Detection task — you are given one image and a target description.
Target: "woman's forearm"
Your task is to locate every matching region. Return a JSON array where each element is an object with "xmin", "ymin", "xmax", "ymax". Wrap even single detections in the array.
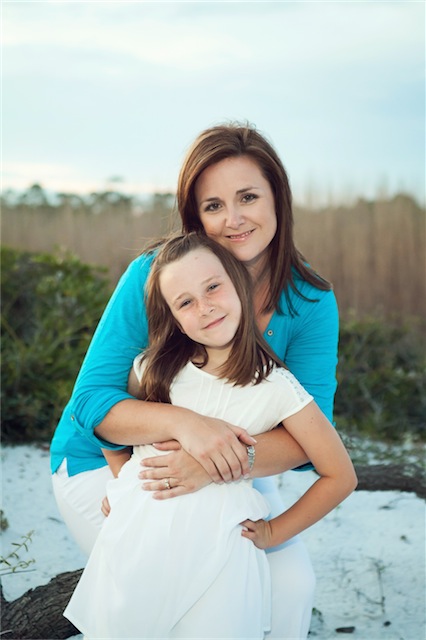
[
  {"xmin": 250, "ymin": 426, "xmax": 309, "ymax": 477},
  {"xmin": 95, "ymin": 399, "xmax": 257, "ymax": 483},
  {"xmin": 95, "ymin": 399, "xmax": 191, "ymax": 446},
  {"xmin": 139, "ymin": 424, "xmax": 310, "ymax": 500}
]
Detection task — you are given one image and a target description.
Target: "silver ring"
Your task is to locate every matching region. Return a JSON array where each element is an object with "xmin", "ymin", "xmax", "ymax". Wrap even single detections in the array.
[{"xmin": 164, "ymin": 478, "xmax": 171, "ymax": 490}]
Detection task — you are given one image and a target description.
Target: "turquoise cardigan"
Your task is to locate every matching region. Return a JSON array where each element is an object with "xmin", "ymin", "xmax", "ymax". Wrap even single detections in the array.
[{"xmin": 50, "ymin": 251, "xmax": 339, "ymax": 476}]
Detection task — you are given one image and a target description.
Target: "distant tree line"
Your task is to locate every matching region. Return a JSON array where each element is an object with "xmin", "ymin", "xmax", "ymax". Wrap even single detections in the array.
[{"xmin": 1, "ymin": 183, "xmax": 176, "ymax": 216}]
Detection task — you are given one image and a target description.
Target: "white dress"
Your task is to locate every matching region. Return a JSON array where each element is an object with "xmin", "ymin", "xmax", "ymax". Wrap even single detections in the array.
[{"xmin": 64, "ymin": 361, "xmax": 313, "ymax": 639}]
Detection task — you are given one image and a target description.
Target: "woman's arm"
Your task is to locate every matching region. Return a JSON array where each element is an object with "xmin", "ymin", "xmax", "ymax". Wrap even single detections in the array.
[
  {"xmin": 241, "ymin": 403, "xmax": 358, "ymax": 549},
  {"xmin": 282, "ymin": 288, "xmax": 339, "ymax": 423},
  {"xmin": 139, "ymin": 425, "xmax": 309, "ymax": 499},
  {"xmin": 98, "ymin": 395, "xmax": 258, "ymax": 482}
]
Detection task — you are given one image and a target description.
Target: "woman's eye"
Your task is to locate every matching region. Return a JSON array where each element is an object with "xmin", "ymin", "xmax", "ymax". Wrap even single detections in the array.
[
  {"xmin": 242, "ymin": 193, "xmax": 257, "ymax": 203},
  {"xmin": 204, "ymin": 202, "xmax": 221, "ymax": 213}
]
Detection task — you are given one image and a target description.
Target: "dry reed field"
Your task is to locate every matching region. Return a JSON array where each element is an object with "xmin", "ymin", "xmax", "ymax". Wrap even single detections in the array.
[{"xmin": 2, "ymin": 194, "xmax": 425, "ymax": 319}]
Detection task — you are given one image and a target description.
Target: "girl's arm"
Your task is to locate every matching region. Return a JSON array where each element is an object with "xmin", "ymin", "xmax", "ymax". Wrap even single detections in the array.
[
  {"xmin": 241, "ymin": 402, "xmax": 358, "ymax": 549},
  {"xmin": 101, "ymin": 447, "xmax": 133, "ymax": 478}
]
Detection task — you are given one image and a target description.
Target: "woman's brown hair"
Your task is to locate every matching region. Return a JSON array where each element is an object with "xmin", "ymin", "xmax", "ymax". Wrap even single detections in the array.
[
  {"xmin": 176, "ymin": 122, "xmax": 331, "ymax": 316},
  {"xmin": 138, "ymin": 232, "xmax": 282, "ymax": 403}
]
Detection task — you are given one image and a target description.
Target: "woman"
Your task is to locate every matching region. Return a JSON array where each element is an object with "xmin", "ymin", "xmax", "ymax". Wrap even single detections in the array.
[{"xmin": 51, "ymin": 123, "xmax": 339, "ymax": 639}]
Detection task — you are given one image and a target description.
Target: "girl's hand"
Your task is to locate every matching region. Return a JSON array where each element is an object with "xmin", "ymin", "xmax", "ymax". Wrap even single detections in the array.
[
  {"xmin": 240, "ymin": 518, "xmax": 274, "ymax": 550},
  {"xmin": 177, "ymin": 415, "xmax": 256, "ymax": 483},
  {"xmin": 101, "ymin": 496, "xmax": 111, "ymax": 517},
  {"xmin": 139, "ymin": 446, "xmax": 212, "ymax": 499}
]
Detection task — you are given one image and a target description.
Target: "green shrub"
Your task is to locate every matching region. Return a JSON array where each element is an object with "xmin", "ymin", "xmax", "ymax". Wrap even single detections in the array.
[
  {"xmin": 335, "ymin": 314, "xmax": 426, "ymax": 441},
  {"xmin": 1, "ymin": 247, "xmax": 111, "ymax": 442}
]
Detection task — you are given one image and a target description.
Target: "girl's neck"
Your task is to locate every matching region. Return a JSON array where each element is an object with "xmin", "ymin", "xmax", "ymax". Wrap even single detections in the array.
[{"xmin": 192, "ymin": 346, "xmax": 231, "ymax": 376}]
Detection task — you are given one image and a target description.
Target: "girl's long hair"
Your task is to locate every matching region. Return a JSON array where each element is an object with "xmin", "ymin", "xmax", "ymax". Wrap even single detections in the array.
[
  {"xmin": 138, "ymin": 232, "xmax": 283, "ymax": 403},
  {"xmin": 177, "ymin": 122, "xmax": 332, "ymax": 316}
]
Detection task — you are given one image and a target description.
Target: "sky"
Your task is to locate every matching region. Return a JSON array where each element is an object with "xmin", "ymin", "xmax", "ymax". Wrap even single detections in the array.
[{"xmin": 2, "ymin": 0, "xmax": 425, "ymax": 205}]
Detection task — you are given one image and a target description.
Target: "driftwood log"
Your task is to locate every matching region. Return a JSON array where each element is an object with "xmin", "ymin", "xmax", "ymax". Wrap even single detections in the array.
[
  {"xmin": 0, "ymin": 570, "xmax": 82, "ymax": 640},
  {"xmin": 1, "ymin": 463, "xmax": 424, "ymax": 640}
]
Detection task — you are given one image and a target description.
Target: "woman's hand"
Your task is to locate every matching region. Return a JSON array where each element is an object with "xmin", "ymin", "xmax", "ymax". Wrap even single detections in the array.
[
  {"xmin": 139, "ymin": 443, "xmax": 212, "ymax": 499},
  {"xmin": 176, "ymin": 415, "xmax": 255, "ymax": 483}
]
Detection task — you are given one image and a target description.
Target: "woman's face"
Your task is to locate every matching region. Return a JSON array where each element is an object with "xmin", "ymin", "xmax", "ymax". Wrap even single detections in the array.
[{"xmin": 195, "ymin": 155, "xmax": 277, "ymax": 277}]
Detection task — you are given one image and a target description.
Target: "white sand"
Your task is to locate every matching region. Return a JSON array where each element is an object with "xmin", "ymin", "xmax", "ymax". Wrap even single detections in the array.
[{"xmin": 1, "ymin": 444, "xmax": 425, "ymax": 640}]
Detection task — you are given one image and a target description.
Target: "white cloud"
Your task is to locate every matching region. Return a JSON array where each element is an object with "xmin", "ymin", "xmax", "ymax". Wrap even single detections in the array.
[{"xmin": 3, "ymin": 1, "xmax": 422, "ymax": 77}]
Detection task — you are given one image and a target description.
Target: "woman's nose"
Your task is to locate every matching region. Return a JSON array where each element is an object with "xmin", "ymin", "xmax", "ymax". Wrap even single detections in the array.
[{"xmin": 225, "ymin": 205, "xmax": 244, "ymax": 229}]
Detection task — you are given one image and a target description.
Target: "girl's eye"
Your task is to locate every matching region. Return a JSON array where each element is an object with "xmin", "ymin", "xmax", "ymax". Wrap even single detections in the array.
[
  {"xmin": 207, "ymin": 283, "xmax": 219, "ymax": 292},
  {"xmin": 179, "ymin": 299, "xmax": 191, "ymax": 309}
]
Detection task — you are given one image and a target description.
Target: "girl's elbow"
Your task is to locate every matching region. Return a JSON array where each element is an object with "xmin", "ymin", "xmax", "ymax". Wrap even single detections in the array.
[{"xmin": 346, "ymin": 466, "xmax": 358, "ymax": 494}]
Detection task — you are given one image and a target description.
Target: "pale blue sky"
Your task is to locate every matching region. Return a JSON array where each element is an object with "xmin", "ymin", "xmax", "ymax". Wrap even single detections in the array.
[{"xmin": 2, "ymin": 0, "xmax": 425, "ymax": 204}]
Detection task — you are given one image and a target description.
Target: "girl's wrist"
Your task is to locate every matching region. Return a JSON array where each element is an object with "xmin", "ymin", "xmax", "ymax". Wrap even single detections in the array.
[{"xmin": 246, "ymin": 445, "xmax": 256, "ymax": 472}]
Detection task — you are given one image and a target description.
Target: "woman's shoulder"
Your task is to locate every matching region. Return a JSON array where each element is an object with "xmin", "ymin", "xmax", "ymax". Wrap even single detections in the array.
[
  {"xmin": 129, "ymin": 248, "xmax": 157, "ymax": 271},
  {"xmin": 116, "ymin": 249, "xmax": 157, "ymax": 287},
  {"xmin": 278, "ymin": 277, "xmax": 337, "ymax": 318}
]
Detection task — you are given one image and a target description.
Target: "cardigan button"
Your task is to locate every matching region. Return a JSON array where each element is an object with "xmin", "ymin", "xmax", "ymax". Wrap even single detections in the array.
[
  {"xmin": 267, "ymin": 330, "xmax": 273, "ymax": 336},
  {"xmin": 70, "ymin": 415, "xmax": 75, "ymax": 421}
]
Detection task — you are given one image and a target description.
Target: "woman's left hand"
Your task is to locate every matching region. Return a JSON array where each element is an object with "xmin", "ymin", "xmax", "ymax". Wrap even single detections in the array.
[{"xmin": 139, "ymin": 443, "xmax": 212, "ymax": 499}]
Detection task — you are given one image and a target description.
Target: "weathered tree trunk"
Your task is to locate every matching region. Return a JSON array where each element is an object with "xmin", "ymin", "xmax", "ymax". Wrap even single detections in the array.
[
  {"xmin": 355, "ymin": 462, "xmax": 425, "ymax": 499},
  {"xmin": 1, "ymin": 464, "xmax": 424, "ymax": 639},
  {"xmin": 1, "ymin": 570, "xmax": 82, "ymax": 639}
]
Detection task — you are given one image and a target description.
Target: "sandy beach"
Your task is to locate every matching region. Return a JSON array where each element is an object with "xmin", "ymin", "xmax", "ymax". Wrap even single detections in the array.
[{"xmin": 1, "ymin": 444, "xmax": 425, "ymax": 640}]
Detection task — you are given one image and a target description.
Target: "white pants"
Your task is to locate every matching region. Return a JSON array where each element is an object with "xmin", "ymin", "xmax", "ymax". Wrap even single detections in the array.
[{"xmin": 53, "ymin": 463, "xmax": 315, "ymax": 640}]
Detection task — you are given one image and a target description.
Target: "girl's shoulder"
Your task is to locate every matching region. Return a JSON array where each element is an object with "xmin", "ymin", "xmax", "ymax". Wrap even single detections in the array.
[{"xmin": 267, "ymin": 365, "xmax": 314, "ymax": 403}]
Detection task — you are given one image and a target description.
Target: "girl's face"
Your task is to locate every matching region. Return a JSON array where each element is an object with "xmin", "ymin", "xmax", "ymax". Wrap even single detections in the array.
[
  {"xmin": 159, "ymin": 248, "xmax": 242, "ymax": 360},
  {"xmin": 195, "ymin": 155, "xmax": 277, "ymax": 278}
]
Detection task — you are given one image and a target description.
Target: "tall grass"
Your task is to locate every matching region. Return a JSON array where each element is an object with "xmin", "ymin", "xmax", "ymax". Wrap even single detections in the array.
[
  {"xmin": 294, "ymin": 194, "xmax": 425, "ymax": 320},
  {"xmin": 2, "ymin": 193, "xmax": 424, "ymax": 319}
]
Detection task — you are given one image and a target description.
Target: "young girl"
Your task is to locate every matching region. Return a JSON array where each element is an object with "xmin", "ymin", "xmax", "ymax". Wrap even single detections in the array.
[{"xmin": 64, "ymin": 233, "xmax": 357, "ymax": 639}]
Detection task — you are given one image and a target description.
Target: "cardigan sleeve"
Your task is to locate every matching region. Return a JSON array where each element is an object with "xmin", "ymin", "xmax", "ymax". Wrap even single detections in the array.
[
  {"xmin": 68, "ymin": 253, "xmax": 152, "ymax": 449},
  {"xmin": 284, "ymin": 289, "xmax": 339, "ymax": 424}
]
